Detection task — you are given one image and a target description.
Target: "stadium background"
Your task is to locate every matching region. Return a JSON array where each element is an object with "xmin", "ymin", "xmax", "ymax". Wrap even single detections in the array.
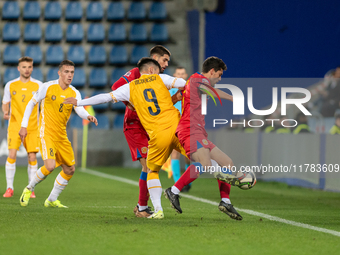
[{"xmin": 0, "ymin": 0, "xmax": 340, "ymax": 192}]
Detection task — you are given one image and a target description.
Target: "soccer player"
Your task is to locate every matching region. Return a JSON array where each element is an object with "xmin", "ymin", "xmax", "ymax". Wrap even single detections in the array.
[
  {"xmin": 111, "ymin": 46, "xmax": 182, "ymax": 217},
  {"xmin": 168, "ymin": 67, "xmax": 191, "ymax": 189},
  {"xmin": 164, "ymin": 57, "xmax": 244, "ymax": 220},
  {"xmin": 64, "ymin": 58, "xmax": 188, "ymax": 219},
  {"xmin": 2, "ymin": 57, "xmax": 42, "ymax": 198},
  {"xmin": 19, "ymin": 60, "xmax": 97, "ymax": 208}
]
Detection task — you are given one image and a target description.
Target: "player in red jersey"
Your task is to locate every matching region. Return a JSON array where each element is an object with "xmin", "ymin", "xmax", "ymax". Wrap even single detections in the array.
[
  {"xmin": 112, "ymin": 46, "xmax": 181, "ymax": 217},
  {"xmin": 165, "ymin": 57, "xmax": 244, "ymax": 220}
]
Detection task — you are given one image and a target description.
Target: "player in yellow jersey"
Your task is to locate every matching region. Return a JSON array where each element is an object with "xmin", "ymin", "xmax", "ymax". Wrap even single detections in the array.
[
  {"xmin": 18, "ymin": 60, "xmax": 97, "ymax": 208},
  {"xmin": 64, "ymin": 58, "xmax": 187, "ymax": 218},
  {"xmin": 2, "ymin": 57, "xmax": 42, "ymax": 198}
]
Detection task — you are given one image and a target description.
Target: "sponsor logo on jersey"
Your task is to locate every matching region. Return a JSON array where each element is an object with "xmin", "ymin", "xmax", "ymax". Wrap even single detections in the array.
[
  {"xmin": 141, "ymin": 147, "xmax": 148, "ymax": 154},
  {"xmin": 51, "ymin": 95, "xmax": 56, "ymax": 101},
  {"xmin": 124, "ymin": 71, "xmax": 131, "ymax": 77},
  {"xmin": 12, "ymin": 91, "xmax": 16, "ymax": 95}
]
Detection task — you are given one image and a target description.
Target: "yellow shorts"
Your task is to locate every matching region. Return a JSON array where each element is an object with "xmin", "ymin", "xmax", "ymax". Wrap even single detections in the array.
[
  {"xmin": 147, "ymin": 124, "xmax": 187, "ymax": 172},
  {"xmin": 40, "ymin": 136, "xmax": 75, "ymax": 167},
  {"xmin": 8, "ymin": 131, "xmax": 39, "ymax": 153}
]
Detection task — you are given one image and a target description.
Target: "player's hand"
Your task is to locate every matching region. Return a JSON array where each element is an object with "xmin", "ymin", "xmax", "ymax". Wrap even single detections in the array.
[
  {"xmin": 64, "ymin": 97, "xmax": 78, "ymax": 106},
  {"xmin": 19, "ymin": 127, "xmax": 27, "ymax": 143},
  {"xmin": 126, "ymin": 102, "xmax": 135, "ymax": 111},
  {"xmin": 87, "ymin": 115, "xmax": 98, "ymax": 126},
  {"xmin": 3, "ymin": 112, "xmax": 10, "ymax": 120},
  {"xmin": 171, "ymin": 91, "xmax": 182, "ymax": 105}
]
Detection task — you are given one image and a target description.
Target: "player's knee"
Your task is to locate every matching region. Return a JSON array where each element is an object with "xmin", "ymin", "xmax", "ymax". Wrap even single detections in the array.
[
  {"xmin": 45, "ymin": 163, "xmax": 55, "ymax": 172},
  {"xmin": 27, "ymin": 153, "xmax": 36, "ymax": 162},
  {"xmin": 68, "ymin": 166, "xmax": 75, "ymax": 175}
]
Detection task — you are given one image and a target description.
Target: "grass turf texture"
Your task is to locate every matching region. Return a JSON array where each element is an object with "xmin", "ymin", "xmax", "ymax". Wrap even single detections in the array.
[{"xmin": 0, "ymin": 166, "xmax": 339, "ymax": 255}]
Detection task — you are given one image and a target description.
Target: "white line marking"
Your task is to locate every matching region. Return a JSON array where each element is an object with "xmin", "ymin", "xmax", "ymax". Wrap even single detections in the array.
[{"xmin": 80, "ymin": 168, "xmax": 340, "ymax": 237}]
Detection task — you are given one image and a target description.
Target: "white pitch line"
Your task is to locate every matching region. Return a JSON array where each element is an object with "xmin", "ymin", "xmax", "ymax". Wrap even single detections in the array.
[{"xmin": 80, "ymin": 168, "xmax": 340, "ymax": 238}]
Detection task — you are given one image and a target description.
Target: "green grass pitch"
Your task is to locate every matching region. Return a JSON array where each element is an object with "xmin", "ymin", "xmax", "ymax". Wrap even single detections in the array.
[{"xmin": 0, "ymin": 166, "xmax": 339, "ymax": 255}]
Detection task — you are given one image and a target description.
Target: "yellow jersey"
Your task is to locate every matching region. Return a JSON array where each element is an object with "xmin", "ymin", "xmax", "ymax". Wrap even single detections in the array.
[
  {"xmin": 110, "ymin": 74, "xmax": 184, "ymax": 138},
  {"xmin": 2, "ymin": 77, "xmax": 42, "ymax": 133},
  {"xmin": 31, "ymin": 80, "xmax": 82, "ymax": 140}
]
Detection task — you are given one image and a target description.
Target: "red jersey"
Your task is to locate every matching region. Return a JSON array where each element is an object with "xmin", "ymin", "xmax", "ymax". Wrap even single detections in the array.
[
  {"xmin": 111, "ymin": 67, "xmax": 143, "ymax": 130},
  {"xmin": 176, "ymin": 72, "xmax": 211, "ymax": 135}
]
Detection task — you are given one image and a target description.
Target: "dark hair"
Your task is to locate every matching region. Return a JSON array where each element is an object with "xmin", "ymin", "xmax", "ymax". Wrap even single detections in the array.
[
  {"xmin": 18, "ymin": 56, "xmax": 33, "ymax": 64},
  {"xmin": 59, "ymin": 60, "xmax": 75, "ymax": 70},
  {"xmin": 150, "ymin": 45, "xmax": 171, "ymax": 57},
  {"xmin": 137, "ymin": 57, "xmax": 162, "ymax": 72},
  {"xmin": 202, "ymin": 56, "xmax": 227, "ymax": 73}
]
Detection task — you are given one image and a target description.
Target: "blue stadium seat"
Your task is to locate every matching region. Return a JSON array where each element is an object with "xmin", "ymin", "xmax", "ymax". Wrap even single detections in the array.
[
  {"xmin": 31, "ymin": 68, "xmax": 43, "ymax": 82},
  {"xmin": 110, "ymin": 68, "xmax": 128, "ymax": 85},
  {"xmin": 72, "ymin": 68, "xmax": 86, "ymax": 88},
  {"xmin": 150, "ymin": 24, "xmax": 169, "ymax": 42},
  {"xmin": 24, "ymin": 45, "xmax": 42, "ymax": 64},
  {"xmin": 44, "ymin": 1, "xmax": 62, "ymax": 21},
  {"xmin": 3, "ymin": 45, "xmax": 21, "ymax": 64},
  {"xmin": 91, "ymin": 91, "xmax": 109, "ymax": 111},
  {"xmin": 46, "ymin": 45, "xmax": 64, "ymax": 65},
  {"xmin": 45, "ymin": 23, "xmax": 63, "ymax": 42},
  {"xmin": 89, "ymin": 68, "xmax": 107, "ymax": 88},
  {"xmin": 86, "ymin": 2, "xmax": 104, "ymax": 21},
  {"xmin": 23, "ymin": 1, "xmax": 41, "ymax": 21},
  {"xmin": 129, "ymin": 23, "xmax": 147, "ymax": 42},
  {"xmin": 87, "ymin": 24, "xmax": 105, "ymax": 43},
  {"xmin": 111, "ymin": 102, "xmax": 126, "ymax": 111},
  {"xmin": 46, "ymin": 68, "xmax": 59, "ymax": 81},
  {"xmin": 4, "ymin": 68, "xmax": 20, "ymax": 84},
  {"xmin": 2, "ymin": 23, "xmax": 20, "ymax": 42},
  {"xmin": 2, "ymin": 1, "xmax": 20, "ymax": 20},
  {"xmin": 113, "ymin": 114, "xmax": 124, "ymax": 129},
  {"xmin": 69, "ymin": 114, "xmax": 83, "ymax": 129},
  {"xmin": 91, "ymin": 114, "xmax": 110, "ymax": 129},
  {"xmin": 65, "ymin": 2, "xmax": 83, "ymax": 21},
  {"xmin": 88, "ymin": 46, "xmax": 106, "ymax": 65},
  {"xmin": 128, "ymin": 2, "xmax": 146, "ymax": 21},
  {"xmin": 149, "ymin": 2, "xmax": 167, "ymax": 20},
  {"xmin": 66, "ymin": 23, "xmax": 84, "ymax": 42},
  {"xmin": 109, "ymin": 46, "xmax": 128, "ymax": 65},
  {"xmin": 130, "ymin": 45, "xmax": 148, "ymax": 64},
  {"xmin": 108, "ymin": 24, "xmax": 127, "ymax": 43},
  {"xmin": 24, "ymin": 23, "xmax": 42, "ymax": 42},
  {"xmin": 107, "ymin": 2, "xmax": 125, "ymax": 21},
  {"xmin": 67, "ymin": 46, "xmax": 85, "ymax": 65}
]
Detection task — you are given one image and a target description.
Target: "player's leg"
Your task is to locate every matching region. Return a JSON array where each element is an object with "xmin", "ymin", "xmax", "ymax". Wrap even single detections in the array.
[
  {"xmin": 210, "ymin": 149, "xmax": 243, "ymax": 220},
  {"xmin": 20, "ymin": 137, "xmax": 56, "ymax": 206},
  {"xmin": 44, "ymin": 164, "xmax": 74, "ymax": 208},
  {"xmin": 124, "ymin": 128, "xmax": 152, "ymax": 217},
  {"xmin": 44, "ymin": 139, "xmax": 75, "ymax": 208},
  {"xmin": 24, "ymin": 131, "xmax": 39, "ymax": 198},
  {"xmin": 181, "ymin": 156, "xmax": 192, "ymax": 192},
  {"xmin": 3, "ymin": 149, "xmax": 17, "ymax": 197},
  {"xmin": 171, "ymin": 150, "xmax": 181, "ymax": 183}
]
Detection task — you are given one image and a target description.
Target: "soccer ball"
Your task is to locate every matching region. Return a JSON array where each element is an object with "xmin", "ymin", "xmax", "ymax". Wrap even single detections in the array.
[{"xmin": 236, "ymin": 171, "xmax": 256, "ymax": 190}]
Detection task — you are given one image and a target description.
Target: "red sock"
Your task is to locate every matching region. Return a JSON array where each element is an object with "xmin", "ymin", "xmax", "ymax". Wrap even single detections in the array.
[
  {"xmin": 174, "ymin": 164, "xmax": 200, "ymax": 191},
  {"xmin": 138, "ymin": 172, "xmax": 149, "ymax": 206},
  {"xmin": 218, "ymin": 180, "xmax": 230, "ymax": 199}
]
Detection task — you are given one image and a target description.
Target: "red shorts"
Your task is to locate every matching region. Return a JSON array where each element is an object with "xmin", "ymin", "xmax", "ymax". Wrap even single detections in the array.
[
  {"xmin": 176, "ymin": 129, "xmax": 216, "ymax": 159},
  {"xmin": 124, "ymin": 128, "xmax": 149, "ymax": 161}
]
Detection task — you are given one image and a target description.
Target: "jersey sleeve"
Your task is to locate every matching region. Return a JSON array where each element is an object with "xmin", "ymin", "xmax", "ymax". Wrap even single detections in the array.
[
  {"xmin": 159, "ymin": 74, "xmax": 186, "ymax": 90},
  {"xmin": 109, "ymin": 83, "xmax": 130, "ymax": 103},
  {"xmin": 2, "ymin": 82, "xmax": 11, "ymax": 103},
  {"xmin": 111, "ymin": 68, "xmax": 140, "ymax": 90},
  {"xmin": 31, "ymin": 83, "xmax": 49, "ymax": 104}
]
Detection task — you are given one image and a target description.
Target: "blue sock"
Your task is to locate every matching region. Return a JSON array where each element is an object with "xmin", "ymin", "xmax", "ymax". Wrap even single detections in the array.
[{"xmin": 171, "ymin": 159, "xmax": 181, "ymax": 183}]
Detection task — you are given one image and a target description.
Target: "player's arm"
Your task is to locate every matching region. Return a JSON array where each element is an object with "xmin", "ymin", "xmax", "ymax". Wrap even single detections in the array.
[
  {"xmin": 2, "ymin": 82, "xmax": 11, "ymax": 120},
  {"xmin": 112, "ymin": 75, "xmax": 135, "ymax": 111},
  {"xmin": 199, "ymin": 84, "xmax": 233, "ymax": 102},
  {"xmin": 159, "ymin": 74, "xmax": 186, "ymax": 90},
  {"xmin": 171, "ymin": 90, "xmax": 183, "ymax": 105},
  {"xmin": 73, "ymin": 90, "xmax": 98, "ymax": 126},
  {"xmin": 64, "ymin": 83, "xmax": 131, "ymax": 107},
  {"xmin": 19, "ymin": 84, "xmax": 47, "ymax": 142}
]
